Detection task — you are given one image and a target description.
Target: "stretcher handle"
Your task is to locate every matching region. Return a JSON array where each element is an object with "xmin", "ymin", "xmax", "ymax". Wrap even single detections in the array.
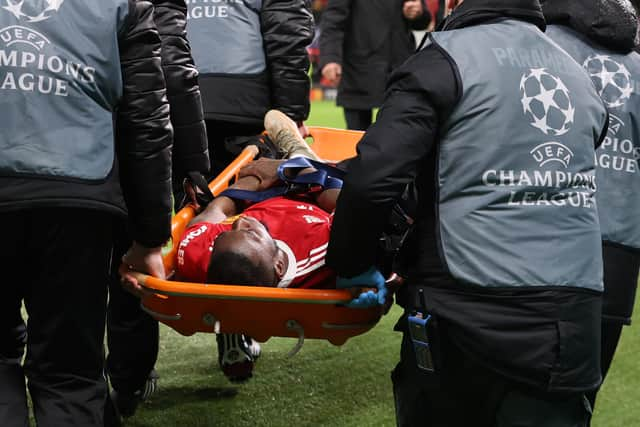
[
  {"xmin": 131, "ymin": 271, "xmax": 356, "ymax": 304},
  {"xmin": 131, "ymin": 272, "xmax": 399, "ymax": 305},
  {"xmin": 139, "ymin": 303, "xmax": 182, "ymax": 321},
  {"xmin": 286, "ymin": 320, "xmax": 305, "ymax": 357}
]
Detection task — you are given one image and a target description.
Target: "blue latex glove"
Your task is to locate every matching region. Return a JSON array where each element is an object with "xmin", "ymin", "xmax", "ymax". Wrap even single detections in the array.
[{"xmin": 336, "ymin": 267, "xmax": 387, "ymax": 308}]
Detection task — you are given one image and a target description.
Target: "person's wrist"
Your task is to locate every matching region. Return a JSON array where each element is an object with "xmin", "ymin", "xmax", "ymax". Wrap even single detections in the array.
[
  {"xmin": 336, "ymin": 266, "xmax": 379, "ymax": 287},
  {"xmin": 233, "ymin": 174, "xmax": 262, "ymax": 190}
]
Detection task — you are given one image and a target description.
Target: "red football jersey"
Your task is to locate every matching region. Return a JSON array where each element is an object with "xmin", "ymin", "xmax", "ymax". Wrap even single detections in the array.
[{"xmin": 176, "ymin": 196, "xmax": 336, "ymax": 288}]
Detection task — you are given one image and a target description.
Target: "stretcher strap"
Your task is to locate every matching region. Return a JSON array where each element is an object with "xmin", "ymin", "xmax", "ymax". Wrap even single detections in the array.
[
  {"xmin": 276, "ymin": 156, "xmax": 345, "ymax": 184},
  {"xmin": 186, "ymin": 171, "xmax": 215, "ymax": 207},
  {"xmin": 219, "ymin": 187, "xmax": 288, "ymax": 202},
  {"xmin": 220, "ymin": 158, "xmax": 344, "ymax": 203}
]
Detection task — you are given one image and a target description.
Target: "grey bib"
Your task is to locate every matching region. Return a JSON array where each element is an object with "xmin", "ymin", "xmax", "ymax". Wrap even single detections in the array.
[
  {"xmin": 0, "ymin": 0, "xmax": 129, "ymax": 181},
  {"xmin": 431, "ymin": 20, "xmax": 607, "ymax": 291},
  {"xmin": 547, "ymin": 25, "xmax": 640, "ymax": 250},
  {"xmin": 187, "ymin": 0, "xmax": 266, "ymax": 75}
]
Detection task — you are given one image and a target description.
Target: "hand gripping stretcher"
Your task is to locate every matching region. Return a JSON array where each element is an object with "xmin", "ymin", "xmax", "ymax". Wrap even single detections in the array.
[{"xmin": 128, "ymin": 127, "xmax": 383, "ymax": 355}]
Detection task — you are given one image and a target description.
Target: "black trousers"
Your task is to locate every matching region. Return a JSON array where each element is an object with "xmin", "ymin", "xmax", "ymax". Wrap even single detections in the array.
[
  {"xmin": 343, "ymin": 108, "xmax": 373, "ymax": 131},
  {"xmin": 0, "ymin": 209, "xmax": 113, "ymax": 427},
  {"xmin": 106, "ymin": 226, "xmax": 159, "ymax": 396},
  {"xmin": 586, "ymin": 243, "xmax": 640, "ymax": 408},
  {"xmin": 392, "ymin": 321, "xmax": 591, "ymax": 427}
]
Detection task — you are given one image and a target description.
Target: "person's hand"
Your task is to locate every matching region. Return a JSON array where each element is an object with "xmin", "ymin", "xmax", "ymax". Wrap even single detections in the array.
[
  {"xmin": 403, "ymin": 0, "xmax": 424, "ymax": 20},
  {"xmin": 119, "ymin": 242, "xmax": 166, "ymax": 297},
  {"xmin": 336, "ymin": 267, "xmax": 387, "ymax": 308},
  {"xmin": 238, "ymin": 159, "xmax": 285, "ymax": 191},
  {"xmin": 182, "ymin": 172, "xmax": 216, "ymax": 212},
  {"xmin": 183, "ymin": 178, "xmax": 201, "ymax": 211},
  {"xmin": 322, "ymin": 62, "xmax": 342, "ymax": 87}
]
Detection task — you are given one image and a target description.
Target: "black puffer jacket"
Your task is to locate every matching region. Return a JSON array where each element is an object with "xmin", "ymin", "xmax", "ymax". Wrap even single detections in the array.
[
  {"xmin": 152, "ymin": 0, "xmax": 209, "ymax": 179},
  {"xmin": 263, "ymin": 0, "xmax": 314, "ymax": 123},
  {"xmin": 191, "ymin": 0, "xmax": 314, "ymax": 126},
  {"xmin": 0, "ymin": 0, "xmax": 173, "ymax": 247},
  {"xmin": 542, "ymin": 0, "xmax": 639, "ymax": 51},
  {"xmin": 319, "ymin": 0, "xmax": 430, "ymax": 110},
  {"xmin": 117, "ymin": 0, "xmax": 173, "ymax": 246}
]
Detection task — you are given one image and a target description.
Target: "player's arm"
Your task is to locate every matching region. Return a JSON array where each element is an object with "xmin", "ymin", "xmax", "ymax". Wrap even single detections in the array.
[
  {"xmin": 188, "ymin": 175, "xmax": 261, "ymax": 226},
  {"xmin": 313, "ymin": 189, "xmax": 340, "ymax": 213},
  {"xmin": 238, "ymin": 158, "xmax": 340, "ymax": 212}
]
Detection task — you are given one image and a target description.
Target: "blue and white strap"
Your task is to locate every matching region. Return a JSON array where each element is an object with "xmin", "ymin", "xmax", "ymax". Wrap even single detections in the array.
[{"xmin": 220, "ymin": 157, "xmax": 344, "ymax": 203}]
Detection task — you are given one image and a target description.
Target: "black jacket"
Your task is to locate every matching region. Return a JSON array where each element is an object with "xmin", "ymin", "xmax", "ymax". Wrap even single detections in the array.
[
  {"xmin": 152, "ymin": 0, "xmax": 209, "ymax": 179},
  {"xmin": 542, "ymin": 0, "xmax": 639, "ymax": 52},
  {"xmin": 0, "ymin": 0, "xmax": 173, "ymax": 247},
  {"xmin": 319, "ymin": 0, "xmax": 430, "ymax": 110},
  {"xmin": 327, "ymin": 0, "xmax": 604, "ymax": 393},
  {"xmin": 197, "ymin": 0, "xmax": 313, "ymax": 126}
]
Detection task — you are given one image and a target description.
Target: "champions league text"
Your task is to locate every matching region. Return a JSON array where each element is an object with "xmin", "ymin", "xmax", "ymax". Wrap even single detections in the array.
[
  {"xmin": 597, "ymin": 115, "xmax": 640, "ymax": 174},
  {"xmin": 482, "ymin": 169, "xmax": 597, "ymax": 208},
  {"xmin": 185, "ymin": 0, "xmax": 243, "ymax": 19},
  {"xmin": 597, "ymin": 136, "xmax": 639, "ymax": 173},
  {"xmin": 0, "ymin": 26, "xmax": 95, "ymax": 97}
]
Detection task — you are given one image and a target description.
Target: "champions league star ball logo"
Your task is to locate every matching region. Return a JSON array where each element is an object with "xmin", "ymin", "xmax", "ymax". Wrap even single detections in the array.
[
  {"xmin": 583, "ymin": 55, "xmax": 633, "ymax": 109},
  {"xmin": 2, "ymin": 0, "xmax": 64, "ymax": 23},
  {"xmin": 519, "ymin": 68, "xmax": 575, "ymax": 136}
]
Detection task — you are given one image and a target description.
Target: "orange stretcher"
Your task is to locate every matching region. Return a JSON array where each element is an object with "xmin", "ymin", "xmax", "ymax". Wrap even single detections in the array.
[{"xmin": 130, "ymin": 127, "xmax": 379, "ymax": 355}]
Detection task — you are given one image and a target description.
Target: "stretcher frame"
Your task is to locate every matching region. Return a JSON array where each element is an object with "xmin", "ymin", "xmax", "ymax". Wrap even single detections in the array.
[{"xmin": 131, "ymin": 127, "xmax": 378, "ymax": 354}]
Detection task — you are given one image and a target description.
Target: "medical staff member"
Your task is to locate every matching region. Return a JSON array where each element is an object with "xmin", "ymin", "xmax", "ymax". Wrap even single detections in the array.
[
  {"xmin": 327, "ymin": 0, "xmax": 608, "ymax": 425},
  {"xmin": 105, "ymin": 0, "xmax": 210, "ymax": 423},
  {"xmin": 186, "ymin": 0, "xmax": 313, "ymax": 175},
  {"xmin": 543, "ymin": 0, "xmax": 640, "ymax": 410},
  {"xmin": 0, "ymin": 1, "xmax": 173, "ymax": 425}
]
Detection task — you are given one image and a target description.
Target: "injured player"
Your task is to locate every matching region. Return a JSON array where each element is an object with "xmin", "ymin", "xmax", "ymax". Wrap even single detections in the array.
[
  {"xmin": 176, "ymin": 110, "xmax": 339, "ymax": 289},
  {"xmin": 174, "ymin": 110, "xmax": 389, "ymax": 382}
]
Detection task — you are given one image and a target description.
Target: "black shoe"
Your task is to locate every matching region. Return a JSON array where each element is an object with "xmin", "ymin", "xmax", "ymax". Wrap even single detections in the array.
[
  {"xmin": 140, "ymin": 369, "xmax": 159, "ymax": 402},
  {"xmin": 110, "ymin": 369, "xmax": 159, "ymax": 420},
  {"xmin": 217, "ymin": 334, "xmax": 261, "ymax": 383},
  {"xmin": 110, "ymin": 389, "xmax": 140, "ymax": 420},
  {"xmin": 104, "ymin": 391, "xmax": 123, "ymax": 427}
]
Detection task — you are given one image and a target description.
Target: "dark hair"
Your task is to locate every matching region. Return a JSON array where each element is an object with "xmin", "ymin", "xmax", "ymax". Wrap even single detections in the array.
[{"xmin": 207, "ymin": 249, "xmax": 277, "ymax": 287}]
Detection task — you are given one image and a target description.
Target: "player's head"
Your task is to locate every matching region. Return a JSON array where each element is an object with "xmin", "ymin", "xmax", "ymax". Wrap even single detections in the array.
[{"xmin": 207, "ymin": 216, "xmax": 288, "ymax": 287}]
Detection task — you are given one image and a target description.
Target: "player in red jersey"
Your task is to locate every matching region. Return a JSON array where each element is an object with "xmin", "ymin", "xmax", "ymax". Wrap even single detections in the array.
[
  {"xmin": 176, "ymin": 110, "xmax": 342, "ymax": 382},
  {"xmin": 176, "ymin": 110, "xmax": 339, "ymax": 289},
  {"xmin": 177, "ymin": 195, "xmax": 336, "ymax": 288}
]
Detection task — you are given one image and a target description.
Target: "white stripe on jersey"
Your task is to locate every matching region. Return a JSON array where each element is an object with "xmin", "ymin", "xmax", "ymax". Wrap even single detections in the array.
[
  {"xmin": 310, "ymin": 243, "xmax": 328, "ymax": 255},
  {"xmin": 296, "ymin": 251, "xmax": 326, "ymax": 270},
  {"xmin": 296, "ymin": 243, "xmax": 329, "ymax": 266},
  {"xmin": 296, "ymin": 259, "xmax": 326, "ymax": 277}
]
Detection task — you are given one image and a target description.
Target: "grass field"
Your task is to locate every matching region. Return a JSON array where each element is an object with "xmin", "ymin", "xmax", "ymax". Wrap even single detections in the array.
[{"xmin": 127, "ymin": 100, "xmax": 639, "ymax": 427}]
